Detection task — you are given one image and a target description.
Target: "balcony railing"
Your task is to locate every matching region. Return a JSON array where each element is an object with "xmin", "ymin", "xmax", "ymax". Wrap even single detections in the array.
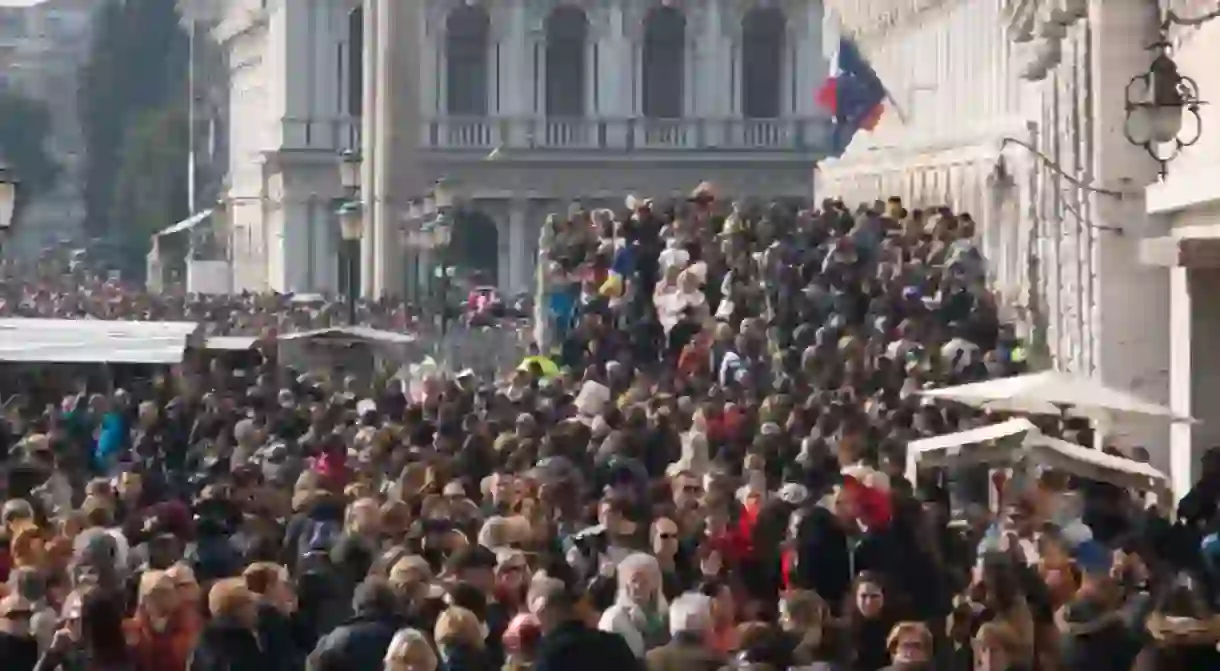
[
  {"xmin": 422, "ymin": 116, "xmax": 833, "ymax": 153},
  {"xmin": 281, "ymin": 116, "xmax": 361, "ymax": 152}
]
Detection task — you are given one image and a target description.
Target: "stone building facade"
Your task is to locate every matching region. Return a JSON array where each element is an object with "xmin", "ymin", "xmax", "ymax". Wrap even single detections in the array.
[
  {"xmin": 360, "ymin": 0, "xmax": 836, "ymax": 299},
  {"xmin": 1135, "ymin": 0, "xmax": 1220, "ymax": 496},
  {"xmin": 817, "ymin": 0, "xmax": 1177, "ymax": 478}
]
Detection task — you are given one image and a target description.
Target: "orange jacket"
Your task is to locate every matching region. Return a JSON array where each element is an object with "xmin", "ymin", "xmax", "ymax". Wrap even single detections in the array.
[{"xmin": 123, "ymin": 609, "xmax": 201, "ymax": 671}]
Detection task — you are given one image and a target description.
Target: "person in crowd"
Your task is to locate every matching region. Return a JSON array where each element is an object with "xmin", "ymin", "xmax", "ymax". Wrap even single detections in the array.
[
  {"xmin": 123, "ymin": 571, "xmax": 199, "ymax": 671},
  {"xmin": 643, "ymin": 592, "xmax": 722, "ymax": 671},
  {"xmin": 1132, "ymin": 573, "xmax": 1220, "ymax": 671},
  {"xmin": 529, "ymin": 577, "xmax": 640, "ymax": 671},
  {"xmin": 187, "ymin": 579, "xmax": 271, "ymax": 671},
  {"xmin": 501, "ymin": 612, "xmax": 542, "ymax": 671},
  {"xmin": 598, "ymin": 552, "xmax": 669, "ymax": 658},
  {"xmin": 383, "ymin": 628, "xmax": 438, "ymax": 671},
  {"xmin": 882, "ymin": 621, "xmax": 934, "ymax": 671},
  {"xmin": 840, "ymin": 571, "xmax": 900, "ymax": 670},
  {"xmin": 0, "ymin": 592, "xmax": 41, "ymax": 671},
  {"xmin": 972, "ymin": 621, "xmax": 1028, "ymax": 671},
  {"xmin": 778, "ymin": 589, "xmax": 838, "ymax": 667},
  {"xmin": 1054, "ymin": 542, "xmax": 1141, "ymax": 671},
  {"xmin": 310, "ymin": 577, "xmax": 402, "ymax": 671},
  {"xmin": 433, "ymin": 606, "xmax": 490, "ymax": 671}
]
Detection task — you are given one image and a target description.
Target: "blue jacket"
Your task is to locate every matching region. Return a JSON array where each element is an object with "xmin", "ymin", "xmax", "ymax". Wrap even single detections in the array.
[{"xmin": 93, "ymin": 411, "xmax": 128, "ymax": 470}]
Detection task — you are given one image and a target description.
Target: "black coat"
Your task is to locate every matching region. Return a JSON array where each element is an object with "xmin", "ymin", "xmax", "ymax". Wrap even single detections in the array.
[
  {"xmin": 256, "ymin": 603, "xmax": 305, "ymax": 671},
  {"xmin": 0, "ymin": 632, "xmax": 39, "ymax": 671},
  {"xmin": 188, "ymin": 617, "xmax": 277, "ymax": 671},
  {"xmin": 535, "ymin": 620, "xmax": 643, "ymax": 671},
  {"xmin": 309, "ymin": 613, "xmax": 401, "ymax": 671}
]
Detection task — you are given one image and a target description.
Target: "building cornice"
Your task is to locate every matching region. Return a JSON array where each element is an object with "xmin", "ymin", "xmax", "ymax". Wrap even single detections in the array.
[{"xmin": 825, "ymin": 0, "xmax": 955, "ymax": 42}]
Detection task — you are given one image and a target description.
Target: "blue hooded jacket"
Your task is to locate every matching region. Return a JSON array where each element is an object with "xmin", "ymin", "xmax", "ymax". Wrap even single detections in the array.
[{"xmin": 93, "ymin": 411, "xmax": 128, "ymax": 470}]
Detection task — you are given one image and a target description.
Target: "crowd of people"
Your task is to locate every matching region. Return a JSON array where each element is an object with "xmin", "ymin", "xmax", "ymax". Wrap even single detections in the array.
[
  {"xmin": 0, "ymin": 272, "xmax": 415, "ymax": 336},
  {"xmin": 0, "ymin": 186, "xmax": 1215, "ymax": 671}
]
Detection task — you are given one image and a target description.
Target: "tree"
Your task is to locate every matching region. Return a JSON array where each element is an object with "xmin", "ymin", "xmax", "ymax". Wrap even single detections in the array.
[
  {"xmin": 0, "ymin": 91, "xmax": 60, "ymax": 217},
  {"xmin": 109, "ymin": 101, "xmax": 189, "ymax": 255},
  {"xmin": 78, "ymin": 0, "xmax": 188, "ymax": 237}
]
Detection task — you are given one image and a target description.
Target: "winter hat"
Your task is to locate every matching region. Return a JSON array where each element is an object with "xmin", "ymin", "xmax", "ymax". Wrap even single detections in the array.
[{"xmin": 1073, "ymin": 540, "xmax": 1112, "ymax": 577}]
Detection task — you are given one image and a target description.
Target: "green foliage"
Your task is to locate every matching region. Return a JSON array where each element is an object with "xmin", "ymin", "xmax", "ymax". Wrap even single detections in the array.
[
  {"xmin": 78, "ymin": 0, "xmax": 188, "ymax": 237},
  {"xmin": 0, "ymin": 91, "xmax": 60, "ymax": 210},
  {"xmin": 109, "ymin": 101, "xmax": 190, "ymax": 253}
]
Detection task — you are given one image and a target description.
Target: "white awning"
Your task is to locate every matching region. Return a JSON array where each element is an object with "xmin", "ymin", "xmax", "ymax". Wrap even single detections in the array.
[
  {"xmin": 155, "ymin": 208, "xmax": 214, "ymax": 238},
  {"xmin": 278, "ymin": 326, "xmax": 417, "ymax": 345},
  {"xmin": 0, "ymin": 318, "xmax": 203, "ymax": 364},
  {"xmin": 204, "ymin": 336, "xmax": 259, "ymax": 351}
]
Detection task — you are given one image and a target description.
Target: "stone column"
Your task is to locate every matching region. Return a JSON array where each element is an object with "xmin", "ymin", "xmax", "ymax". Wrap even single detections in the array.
[
  {"xmin": 508, "ymin": 198, "xmax": 528, "ymax": 294},
  {"xmin": 370, "ymin": 0, "xmax": 425, "ymax": 297},
  {"xmin": 1169, "ymin": 267, "xmax": 1193, "ymax": 499},
  {"xmin": 359, "ymin": 0, "xmax": 379, "ymax": 296},
  {"xmin": 599, "ymin": 4, "xmax": 630, "ymax": 147},
  {"xmin": 795, "ymin": 1, "xmax": 826, "ymax": 117},
  {"xmin": 1090, "ymin": 0, "xmax": 1170, "ymax": 448}
]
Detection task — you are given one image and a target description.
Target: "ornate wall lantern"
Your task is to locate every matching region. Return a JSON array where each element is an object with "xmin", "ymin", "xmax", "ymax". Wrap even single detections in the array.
[{"xmin": 1123, "ymin": 40, "xmax": 1204, "ymax": 179}]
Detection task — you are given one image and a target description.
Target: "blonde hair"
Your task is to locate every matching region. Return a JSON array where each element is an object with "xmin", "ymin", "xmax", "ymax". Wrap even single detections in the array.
[
  {"xmin": 434, "ymin": 606, "xmax": 484, "ymax": 650},
  {"xmin": 887, "ymin": 621, "xmax": 933, "ymax": 654},
  {"xmin": 974, "ymin": 620, "xmax": 1021, "ymax": 657},
  {"xmin": 208, "ymin": 578, "xmax": 253, "ymax": 618},
  {"xmin": 242, "ymin": 562, "xmax": 288, "ymax": 596},
  {"xmin": 384, "ymin": 628, "xmax": 438, "ymax": 670},
  {"xmin": 137, "ymin": 570, "xmax": 173, "ymax": 604},
  {"xmin": 780, "ymin": 595, "xmax": 829, "ymax": 634}
]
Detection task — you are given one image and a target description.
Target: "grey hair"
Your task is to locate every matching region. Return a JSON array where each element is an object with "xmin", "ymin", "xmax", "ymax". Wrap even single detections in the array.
[{"xmin": 668, "ymin": 592, "xmax": 713, "ymax": 637}]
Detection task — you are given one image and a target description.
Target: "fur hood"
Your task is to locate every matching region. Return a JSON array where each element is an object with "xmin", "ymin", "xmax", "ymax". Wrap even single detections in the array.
[
  {"xmin": 1145, "ymin": 614, "xmax": 1220, "ymax": 648},
  {"xmin": 1055, "ymin": 597, "xmax": 1125, "ymax": 637}
]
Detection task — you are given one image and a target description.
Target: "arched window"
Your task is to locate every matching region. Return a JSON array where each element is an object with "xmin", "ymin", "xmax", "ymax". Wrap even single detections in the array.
[
  {"xmin": 445, "ymin": 5, "xmax": 490, "ymax": 115},
  {"xmin": 642, "ymin": 6, "xmax": 685, "ymax": 119},
  {"xmin": 741, "ymin": 7, "xmax": 785, "ymax": 119},
  {"xmin": 545, "ymin": 6, "xmax": 587, "ymax": 116}
]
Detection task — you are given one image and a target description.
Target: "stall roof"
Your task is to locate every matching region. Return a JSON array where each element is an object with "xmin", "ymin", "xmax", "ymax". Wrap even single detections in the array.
[
  {"xmin": 906, "ymin": 418, "xmax": 1167, "ymax": 492},
  {"xmin": 0, "ymin": 318, "xmax": 203, "ymax": 364},
  {"xmin": 278, "ymin": 326, "xmax": 417, "ymax": 345},
  {"xmin": 204, "ymin": 336, "xmax": 260, "ymax": 351}
]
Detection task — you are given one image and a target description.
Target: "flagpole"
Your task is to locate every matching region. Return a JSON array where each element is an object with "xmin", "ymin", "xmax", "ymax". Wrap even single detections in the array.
[
  {"xmin": 825, "ymin": 8, "xmax": 908, "ymax": 126},
  {"xmin": 884, "ymin": 92, "xmax": 909, "ymax": 125}
]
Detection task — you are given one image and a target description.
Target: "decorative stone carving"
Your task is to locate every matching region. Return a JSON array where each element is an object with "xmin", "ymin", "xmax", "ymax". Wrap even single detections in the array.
[
  {"xmin": 826, "ymin": 0, "xmax": 954, "ymax": 42},
  {"xmin": 425, "ymin": 0, "xmax": 498, "ymax": 37},
  {"xmin": 525, "ymin": 0, "xmax": 608, "ymax": 34},
  {"xmin": 623, "ymin": 0, "xmax": 696, "ymax": 41},
  {"xmin": 724, "ymin": 0, "xmax": 807, "ymax": 42}
]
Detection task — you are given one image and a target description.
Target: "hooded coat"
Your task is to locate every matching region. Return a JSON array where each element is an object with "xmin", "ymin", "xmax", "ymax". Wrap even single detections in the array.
[{"xmin": 1131, "ymin": 613, "xmax": 1220, "ymax": 671}]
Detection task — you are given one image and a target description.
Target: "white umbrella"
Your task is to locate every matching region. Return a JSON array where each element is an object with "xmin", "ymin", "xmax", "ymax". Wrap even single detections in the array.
[{"xmin": 917, "ymin": 371, "xmax": 1194, "ymax": 422}]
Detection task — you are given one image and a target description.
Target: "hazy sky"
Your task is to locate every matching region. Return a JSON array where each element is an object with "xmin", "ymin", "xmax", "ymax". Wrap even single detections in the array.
[{"xmin": 0, "ymin": 0, "xmax": 45, "ymax": 6}]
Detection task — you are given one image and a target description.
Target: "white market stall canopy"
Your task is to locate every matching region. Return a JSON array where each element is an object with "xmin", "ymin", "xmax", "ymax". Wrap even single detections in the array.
[
  {"xmin": 0, "ymin": 318, "xmax": 204, "ymax": 364},
  {"xmin": 204, "ymin": 336, "xmax": 260, "ymax": 351},
  {"xmin": 278, "ymin": 326, "xmax": 417, "ymax": 346},
  {"xmin": 916, "ymin": 371, "xmax": 1194, "ymax": 423},
  {"xmin": 906, "ymin": 418, "xmax": 1169, "ymax": 494}
]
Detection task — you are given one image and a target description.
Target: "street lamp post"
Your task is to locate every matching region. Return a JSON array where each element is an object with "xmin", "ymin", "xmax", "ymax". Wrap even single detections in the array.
[
  {"xmin": 337, "ymin": 200, "xmax": 363, "ymax": 325},
  {"xmin": 339, "ymin": 149, "xmax": 362, "ymax": 195},
  {"xmin": 0, "ymin": 167, "xmax": 19, "ymax": 251},
  {"xmin": 336, "ymin": 148, "xmax": 363, "ymax": 322},
  {"xmin": 430, "ymin": 180, "xmax": 455, "ymax": 336}
]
